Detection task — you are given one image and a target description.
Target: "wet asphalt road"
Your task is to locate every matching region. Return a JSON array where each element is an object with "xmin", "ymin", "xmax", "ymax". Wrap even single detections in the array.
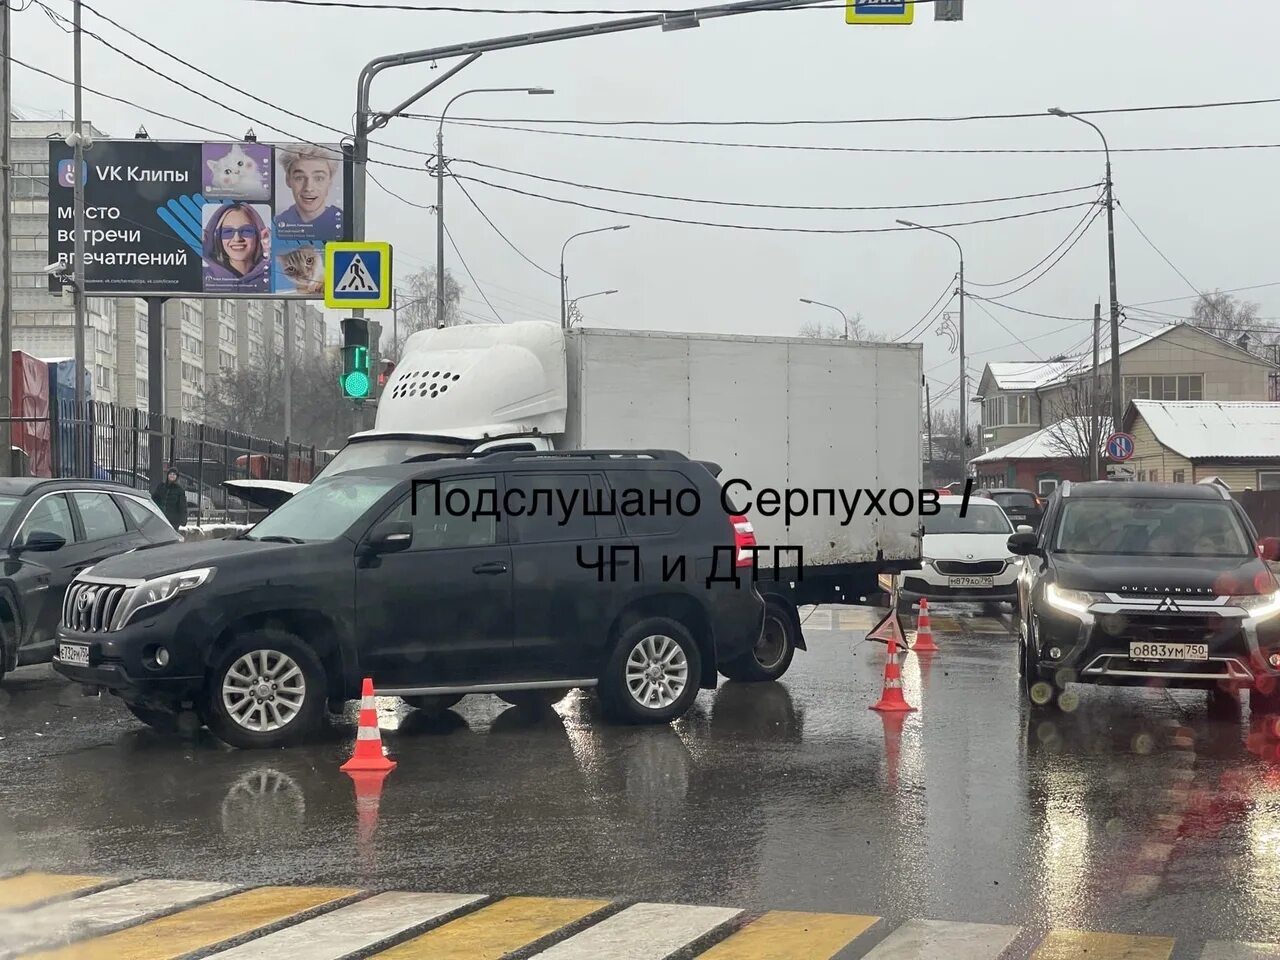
[{"xmin": 3, "ymin": 605, "xmax": 1280, "ymax": 945}]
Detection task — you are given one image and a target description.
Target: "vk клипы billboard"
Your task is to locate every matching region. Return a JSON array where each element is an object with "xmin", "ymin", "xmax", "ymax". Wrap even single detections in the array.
[{"xmin": 47, "ymin": 139, "xmax": 353, "ymax": 298}]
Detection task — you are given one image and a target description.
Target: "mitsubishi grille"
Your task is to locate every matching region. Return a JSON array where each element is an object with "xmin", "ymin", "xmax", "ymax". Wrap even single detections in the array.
[{"xmin": 63, "ymin": 581, "xmax": 135, "ymax": 633}]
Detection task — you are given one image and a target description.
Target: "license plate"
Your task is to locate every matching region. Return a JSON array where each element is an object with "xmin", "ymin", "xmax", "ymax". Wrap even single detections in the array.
[
  {"xmin": 949, "ymin": 576, "xmax": 994, "ymax": 588},
  {"xmin": 58, "ymin": 642, "xmax": 89, "ymax": 665},
  {"xmin": 1130, "ymin": 642, "xmax": 1209, "ymax": 661}
]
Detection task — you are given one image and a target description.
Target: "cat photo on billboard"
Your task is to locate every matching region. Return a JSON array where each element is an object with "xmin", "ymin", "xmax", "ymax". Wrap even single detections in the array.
[{"xmin": 206, "ymin": 145, "xmax": 260, "ymax": 192}]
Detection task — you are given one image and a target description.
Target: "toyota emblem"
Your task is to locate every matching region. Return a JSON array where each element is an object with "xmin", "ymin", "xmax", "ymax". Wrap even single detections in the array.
[{"xmin": 78, "ymin": 589, "xmax": 94, "ymax": 609}]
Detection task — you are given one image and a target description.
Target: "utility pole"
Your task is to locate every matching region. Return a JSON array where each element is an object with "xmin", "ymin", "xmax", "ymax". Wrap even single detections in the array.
[
  {"xmin": 924, "ymin": 379, "xmax": 934, "ymax": 480},
  {"xmin": 1091, "ymin": 300, "xmax": 1101, "ymax": 481},
  {"xmin": 282, "ymin": 301, "xmax": 293, "ymax": 437},
  {"xmin": 72, "ymin": 0, "xmax": 86, "ymax": 413},
  {"xmin": 0, "ymin": 0, "xmax": 12, "ymax": 476}
]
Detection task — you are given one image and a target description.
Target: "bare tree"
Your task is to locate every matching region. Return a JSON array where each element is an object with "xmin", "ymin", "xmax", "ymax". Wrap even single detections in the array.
[
  {"xmin": 198, "ymin": 352, "xmax": 352, "ymax": 449},
  {"xmin": 390, "ymin": 266, "xmax": 465, "ymax": 356},
  {"xmin": 1043, "ymin": 381, "xmax": 1105, "ymax": 478},
  {"xmin": 1190, "ymin": 291, "xmax": 1273, "ymax": 352},
  {"xmin": 797, "ymin": 311, "xmax": 888, "ymax": 341}
]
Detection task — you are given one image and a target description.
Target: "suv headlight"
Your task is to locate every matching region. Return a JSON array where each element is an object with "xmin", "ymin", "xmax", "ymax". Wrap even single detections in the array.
[
  {"xmin": 1045, "ymin": 584, "xmax": 1104, "ymax": 617},
  {"xmin": 112, "ymin": 567, "xmax": 214, "ymax": 629},
  {"xmin": 1232, "ymin": 592, "xmax": 1280, "ymax": 621}
]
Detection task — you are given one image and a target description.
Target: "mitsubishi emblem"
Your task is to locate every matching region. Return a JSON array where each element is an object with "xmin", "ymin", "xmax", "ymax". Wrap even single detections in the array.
[{"xmin": 1155, "ymin": 595, "xmax": 1182, "ymax": 613}]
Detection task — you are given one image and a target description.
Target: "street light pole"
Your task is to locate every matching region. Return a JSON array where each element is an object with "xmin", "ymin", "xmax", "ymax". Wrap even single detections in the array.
[
  {"xmin": 898, "ymin": 220, "xmax": 965, "ymax": 477},
  {"xmin": 437, "ymin": 87, "xmax": 553, "ymax": 329},
  {"xmin": 1050, "ymin": 107, "xmax": 1121, "ymax": 435},
  {"xmin": 566, "ymin": 288, "xmax": 618, "ymax": 326},
  {"xmin": 561, "ymin": 226, "xmax": 628, "ymax": 328},
  {"xmin": 798, "ymin": 297, "xmax": 850, "ymax": 339}
]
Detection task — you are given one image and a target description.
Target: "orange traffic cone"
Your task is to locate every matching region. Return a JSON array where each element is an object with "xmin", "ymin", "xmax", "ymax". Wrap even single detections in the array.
[
  {"xmin": 870, "ymin": 636, "xmax": 916, "ymax": 713},
  {"xmin": 341, "ymin": 678, "xmax": 396, "ymax": 773},
  {"xmin": 914, "ymin": 598, "xmax": 939, "ymax": 653}
]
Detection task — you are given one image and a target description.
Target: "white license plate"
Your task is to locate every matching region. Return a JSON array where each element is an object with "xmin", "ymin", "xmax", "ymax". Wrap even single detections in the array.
[
  {"xmin": 1130, "ymin": 642, "xmax": 1209, "ymax": 661},
  {"xmin": 58, "ymin": 642, "xmax": 89, "ymax": 665},
  {"xmin": 949, "ymin": 576, "xmax": 994, "ymax": 588}
]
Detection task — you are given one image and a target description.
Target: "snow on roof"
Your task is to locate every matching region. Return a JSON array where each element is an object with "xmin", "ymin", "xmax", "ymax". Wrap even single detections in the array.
[
  {"xmin": 1132, "ymin": 401, "xmax": 1280, "ymax": 460},
  {"xmin": 970, "ymin": 417, "xmax": 1107, "ymax": 464},
  {"xmin": 984, "ymin": 325, "xmax": 1178, "ymax": 391}
]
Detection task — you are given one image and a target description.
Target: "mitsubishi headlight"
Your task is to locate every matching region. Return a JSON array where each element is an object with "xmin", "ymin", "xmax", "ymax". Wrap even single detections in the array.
[
  {"xmin": 112, "ymin": 567, "xmax": 214, "ymax": 629},
  {"xmin": 1233, "ymin": 592, "xmax": 1280, "ymax": 622},
  {"xmin": 1045, "ymin": 584, "xmax": 1104, "ymax": 618}
]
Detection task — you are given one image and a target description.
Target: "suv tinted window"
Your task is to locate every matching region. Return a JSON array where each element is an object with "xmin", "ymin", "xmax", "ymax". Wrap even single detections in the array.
[
  {"xmin": 617, "ymin": 469, "xmax": 695, "ymax": 537},
  {"xmin": 390, "ymin": 475, "xmax": 498, "ymax": 550},
  {"xmin": 510, "ymin": 472, "xmax": 595, "ymax": 544},
  {"xmin": 119, "ymin": 496, "xmax": 178, "ymax": 540},
  {"xmin": 72, "ymin": 492, "xmax": 127, "ymax": 541},
  {"xmin": 19, "ymin": 493, "xmax": 77, "ymax": 545}
]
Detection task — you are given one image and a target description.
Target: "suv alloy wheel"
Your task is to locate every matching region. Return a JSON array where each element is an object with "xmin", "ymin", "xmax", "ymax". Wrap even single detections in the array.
[
  {"xmin": 601, "ymin": 617, "xmax": 702, "ymax": 724},
  {"xmin": 720, "ymin": 600, "xmax": 795, "ymax": 682},
  {"xmin": 205, "ymin": 629, "xmax": 327, "ymax": 749}
]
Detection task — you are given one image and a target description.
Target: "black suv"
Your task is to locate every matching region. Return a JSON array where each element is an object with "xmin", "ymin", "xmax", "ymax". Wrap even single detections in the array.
[
  {"xmin": 52, "ymin": 451, "xmax": 767, "ymax": 748},
  {"xmin": 1010, "ymin": 480, "xmax": 1280, "ymax": 710},
  {"xmin": 976, "ymin": 487, "xmax": 1044, "ymax": 530},
  {"xmin": 0, "ymin": 478, "xmax": 180, "ymax": 683}
]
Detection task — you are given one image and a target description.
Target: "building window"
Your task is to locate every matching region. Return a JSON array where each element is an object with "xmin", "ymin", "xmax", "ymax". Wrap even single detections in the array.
[
  {"xmin": 1258, "ymin": 471, "xmax": 1280, "ymax": 491},
  {"xmin": 1173, "ymin": 469, "xmax": 1186, "ymax": 483},
  {"xmin": 1037, "ymin": 476, "xmax": 1059, "ymax": 495},
  {"xmin": 1124, "ymin": 375, "xmax": 1203, "ymax": 402}
]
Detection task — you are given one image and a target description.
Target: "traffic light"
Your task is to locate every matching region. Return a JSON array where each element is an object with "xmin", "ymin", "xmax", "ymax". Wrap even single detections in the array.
[
  {"xmin": 377, "ymin": 359, "xmax": 395, "ymax": 389},
  {"xmin": 340, "ymin": 318, "xmax": 370, "ymax": 399}
]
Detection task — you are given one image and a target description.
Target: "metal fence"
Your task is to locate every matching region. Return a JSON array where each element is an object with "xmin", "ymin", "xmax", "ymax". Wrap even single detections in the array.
[{"xmin": 4, "ymin": 399, "xmax": 332, "ymax": 524}]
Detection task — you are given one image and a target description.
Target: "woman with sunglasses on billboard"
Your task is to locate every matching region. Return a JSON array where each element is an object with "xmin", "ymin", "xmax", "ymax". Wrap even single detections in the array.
[{"xmin": 202, "ymin": 202, "xmax": 271, "ymax": 293}]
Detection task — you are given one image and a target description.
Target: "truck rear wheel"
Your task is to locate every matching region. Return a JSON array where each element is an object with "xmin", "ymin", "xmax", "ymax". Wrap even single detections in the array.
[{"xmin": 720, "ymin": 601, "xmax": 795, "ymax": 682}]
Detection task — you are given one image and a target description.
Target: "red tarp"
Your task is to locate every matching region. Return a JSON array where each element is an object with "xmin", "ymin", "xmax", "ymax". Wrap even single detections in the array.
[{"xmin": 12, "ymin": 351, "xmax": 52, "ymax": 477}]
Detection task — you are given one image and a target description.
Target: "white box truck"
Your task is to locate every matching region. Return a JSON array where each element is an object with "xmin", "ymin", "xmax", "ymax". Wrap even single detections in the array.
[{"xmin": 226, "ymin": 322, "xmax": 924, "ymax": 677}]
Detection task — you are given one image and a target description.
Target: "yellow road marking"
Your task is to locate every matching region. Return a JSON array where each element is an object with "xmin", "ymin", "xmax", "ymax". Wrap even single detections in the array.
[
  {"xmin": 20, "ymin": 885, "xmax": 355, "ymax": 960},
  {"xmin": 0, "ymin": 873, "xmax": 109, "ymax": 910},
  {"xmin": 370, "ymin": 896, "xmax": 608, "ymax": 960},
  {"xmin": 1033, "ymin": 929, "xmax": 1175, "ymax": 960},
  {"xmin": 696, "ymin": 910, "xmax": 880, "ymax": 959}
]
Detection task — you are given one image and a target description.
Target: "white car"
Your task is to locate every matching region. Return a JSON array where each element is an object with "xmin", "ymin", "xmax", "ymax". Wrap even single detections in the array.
[{"xmin": 898, "ymin": 495, "xmax": 1030, "ymax": 611}]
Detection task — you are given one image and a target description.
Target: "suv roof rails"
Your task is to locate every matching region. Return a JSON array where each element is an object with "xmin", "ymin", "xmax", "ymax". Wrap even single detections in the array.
[{"xmin": 480, "ymin": 449, "xmax": 691, "ymax": 463}]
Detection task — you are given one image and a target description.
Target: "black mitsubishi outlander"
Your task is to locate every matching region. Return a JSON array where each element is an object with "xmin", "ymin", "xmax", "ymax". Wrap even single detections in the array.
[{"xmin": 1010, "ymin": 480, "xmax": 1280, "ymax": 711}]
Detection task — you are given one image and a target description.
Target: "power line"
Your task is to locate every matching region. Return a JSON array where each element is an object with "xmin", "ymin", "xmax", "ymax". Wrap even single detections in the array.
[
  {"xmin": 413, "ymin": 117, "xmax": 1280, "ymax": 156},
  {"xmin": 454, "ymin": 159, "xmax": 1102, "ymax": 212},
  {"xmin": 1115, "ymin": 201, "xmax": 1201, "ymax": 299},
  {"xmin": 971, "ymin": 296, "xmax": 1043, "ymax": 360},
  {"xmin": 1127, "ymin": 281, "xmax": 1280, "ymax": 308},
  {"xmin": 894, "ymin": 280, "xmax": 955, "ymax": 343},
  {"xmin": 369, "ymin": 170, "xmax": 434, "ymax": 210},
  {"xmin": 456, "ymin": 175, "xmax": 1100, "ymax": 233},
  {"xmin": 453, "ymin": 177, "xmax": 558, "ymax": 279},
  {"xmin": 966, "ymin": 296, "xmax": 1093, "ymax": 323},
  {"xmin": 967, "ymin": 200, "xmax": 1099, "ymax": 288},
  {"xmin": 443, "ymin": 221, "xmax": 505, "ymax": 324},
  {"xmin": 233, "ymin": 0, "xmax": 932, "ymax": 13},
  {"xmin": 980, "ymin": 205, "xmax": 1104, "ymax": 301}
]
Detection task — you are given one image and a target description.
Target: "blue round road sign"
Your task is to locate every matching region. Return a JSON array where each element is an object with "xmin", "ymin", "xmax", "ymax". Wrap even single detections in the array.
[{"xmin": 1106, "ymin": 432, "xmax": 1135, "ymax": 461}]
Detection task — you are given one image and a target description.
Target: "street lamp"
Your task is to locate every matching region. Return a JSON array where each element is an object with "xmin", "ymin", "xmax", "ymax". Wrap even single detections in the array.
[
  {"xmin": 561, "ymin": 226, "xmax": 629, "ymax": 328},
  {"xmin": 898, "ymin": 218, "xmax": 968, "ymax": 478},
  {"xmin": 566, "ymin": 289, "xmax": 618, "ymax": 327},
  {"xmin": 1048, "ymin": 106, "xmax": 1121, "ymax": 436},
  {"xmin": 436, "ymin": 87, "xmax": 554, "ymax": 327},
  {"xmin": 799, "ymin": 297, "xmax": 850, "ymax": 339}
]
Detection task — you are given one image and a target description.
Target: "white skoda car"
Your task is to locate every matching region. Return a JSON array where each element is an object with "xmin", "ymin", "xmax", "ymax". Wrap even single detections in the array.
[{"xmin": 898, "ymin": 495, "xmax": 1029, "ymax": 611}]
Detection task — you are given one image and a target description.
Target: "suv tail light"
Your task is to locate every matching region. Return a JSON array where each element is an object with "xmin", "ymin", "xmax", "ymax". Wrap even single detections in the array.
[{"xmin": 731, "ymin": 514, "xmax": 756, "ymax": 567}]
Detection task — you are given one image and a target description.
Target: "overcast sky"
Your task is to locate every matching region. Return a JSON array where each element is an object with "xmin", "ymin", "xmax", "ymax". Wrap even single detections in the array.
[{"xmin": 14, "ymin": 0, "xmax": 1280, "ymax": 407}]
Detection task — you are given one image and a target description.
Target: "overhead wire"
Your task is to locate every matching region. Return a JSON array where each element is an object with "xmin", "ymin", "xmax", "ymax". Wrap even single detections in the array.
[
  {"xmin": 455, "ymin": 175, "xmax": 1101, "ymax": 233},
  {"xmin": 233, "ymin": 0, "xmax": 938, "ymax": 13},
  {"xmin": 443, "ymin": 221, "xmax": 506, "ymax": 323},
  {"xmin": 893, "ymin": 280, "xmax": 955, "ymax": 343},
  {"xmin": 1115, "ymin": 201, "xmax": 1201, "ymax": 298},
  {"xmin": 453, "ymin": 159, "xmax": 1103, "ymax": 212},
  {"xmin": 965, "ymin": 297, "xmax": 1094, "ymax": 322},
  {"xmin": 452, "ymin": 178, "xmax": 559, "ymax": 279},
  {"xmin": 978, "ymin": 204, "xmax": 1104, "ymax": 300},
  {"xmin": 970, "ymin": 296, "xmax": 1043, "ymax": 360},
  {"xmin": 967, "ymin": 200, "xmax": 1100, "ymax": 288}
]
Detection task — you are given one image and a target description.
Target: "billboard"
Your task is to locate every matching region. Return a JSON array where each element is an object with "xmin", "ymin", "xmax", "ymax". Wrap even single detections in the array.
[{"xmin": 47, "ymin": 140, "xmax": 353, "ymax": 298}]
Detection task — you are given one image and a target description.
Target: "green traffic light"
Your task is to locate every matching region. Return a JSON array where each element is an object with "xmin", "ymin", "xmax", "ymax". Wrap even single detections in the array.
[{"xmin": 343, "ymin": 370, "xmax": 370, "ymax": 398}]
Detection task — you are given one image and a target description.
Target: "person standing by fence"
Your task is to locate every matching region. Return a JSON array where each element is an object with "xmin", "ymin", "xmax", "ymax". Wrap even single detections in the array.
[{"xmin": 152, "ymin": 467, "xmax": 189, "ymax": 530}]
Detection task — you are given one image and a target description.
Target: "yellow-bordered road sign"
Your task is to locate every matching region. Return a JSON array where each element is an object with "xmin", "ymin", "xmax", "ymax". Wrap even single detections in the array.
[
  {"xmin": 846, "ymin": 0, "xmax": 914, "ymax": 24},
  {"xmin": 325, "ymin": 242, "xmax": 393, "ymax": 309}
]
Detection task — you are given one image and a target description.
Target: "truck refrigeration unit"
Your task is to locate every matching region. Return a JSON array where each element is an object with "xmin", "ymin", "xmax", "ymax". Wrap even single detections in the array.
[{"xmin": 227, "ymin": 322, "xmax": 925, "ymax": 677}]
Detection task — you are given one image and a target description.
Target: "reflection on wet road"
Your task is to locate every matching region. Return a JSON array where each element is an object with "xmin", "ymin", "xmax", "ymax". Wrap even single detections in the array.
[{"xmin": 4, "ymin": 603, "xmax": 1280, "ymax": 946}]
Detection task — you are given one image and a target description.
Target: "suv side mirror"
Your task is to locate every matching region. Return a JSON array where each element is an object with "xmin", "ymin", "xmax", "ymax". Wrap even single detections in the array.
[
  {"xmin": 17, "ymin": 529, "xmax": 66, "ymax": 553},
  {"xmin": 1016, "ymin": 524, "xmax": 1033, "ymax": 534},
  {"xmin": 1007, "ymin": 531, "xmax": 1039, "ymax": 556},
  {"xmin": 364, "ymin": 521, "xmax": 412, "ymax": 555},
  {"xmin": 1260, "ymin": 537, "xmax": 1280, "ymax": 562}
]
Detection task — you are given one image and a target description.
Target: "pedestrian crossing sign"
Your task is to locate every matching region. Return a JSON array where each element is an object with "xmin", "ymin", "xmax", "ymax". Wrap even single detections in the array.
[{"xmin": 325, "ymin": 242, "xmax": 392, "ymax": 309}]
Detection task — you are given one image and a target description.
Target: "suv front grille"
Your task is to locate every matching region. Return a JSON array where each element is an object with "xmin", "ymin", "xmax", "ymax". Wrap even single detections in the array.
[
  {"xmin": 63, "ymin": 581, "xmax": 134, "ymax": 633},
  {"xmin": 934, "ymin": 560, "xmax": 1005, "ymax": 576},
  {"xmin": 1116, "ymin": 613, "xmax": 1238, "ymax": 645}
]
